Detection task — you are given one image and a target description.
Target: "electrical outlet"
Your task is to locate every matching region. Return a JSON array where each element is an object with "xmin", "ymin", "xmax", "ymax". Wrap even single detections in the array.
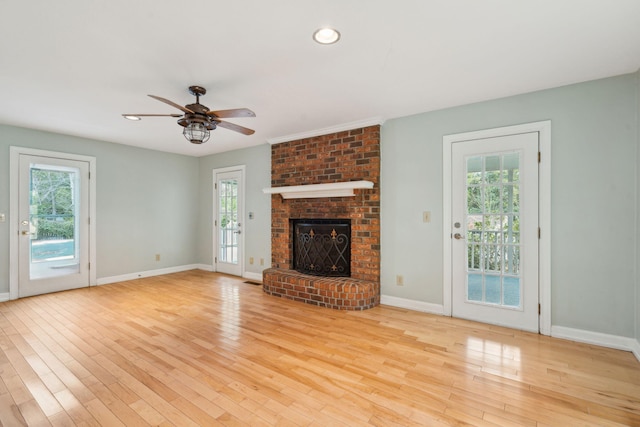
[
  {"xmin": 260, "ymin": 258, "xmax": 264, "ymax": 266},
  {"xmin": 249, "ymin": 257, "xmax": 254, "ymax": 265},
  {"xmin": 0, "ymin": 213, "xmax": 5, "ymax": 223},
  {"xmin": 396, "ymin": 275, "xmax": 404, "ymax": 286},
  {"xmin": 155, "ymin": 254, "xmax": 160, "ymax": 261},
  {"xmin": 423, "ymin": 211, "xmax": 431, "ymax": 223}
]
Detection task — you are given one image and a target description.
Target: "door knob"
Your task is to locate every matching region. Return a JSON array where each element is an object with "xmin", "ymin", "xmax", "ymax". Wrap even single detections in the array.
[
  {"xmin": 234, "ymin": 230, "xmax": 242, "ymax": 234},
  {"xmin": 453, "ymin": 233, "xmax": 464, "ymax": 240},
  {"xmin": 21, "ymin": 231, "xmax": 31, "ymax": 235}
]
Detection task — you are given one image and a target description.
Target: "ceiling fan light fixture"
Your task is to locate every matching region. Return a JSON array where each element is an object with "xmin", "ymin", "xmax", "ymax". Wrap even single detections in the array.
[
  {"xmin": 123, "ymin": 115, "xmax": 141, "ymax": 121},
  {"xmin": 183, "ymin": 122, "xmax": 211, "ymax": 144},
  {"xmin": 313, "ymin": 27, "xmax": 340, "ymax": 45}
]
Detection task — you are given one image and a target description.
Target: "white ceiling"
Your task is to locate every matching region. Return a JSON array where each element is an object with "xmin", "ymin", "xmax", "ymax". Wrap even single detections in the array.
[{"xmin": 1, "ymin": 1, "xmax": 639, "ymax": 157}]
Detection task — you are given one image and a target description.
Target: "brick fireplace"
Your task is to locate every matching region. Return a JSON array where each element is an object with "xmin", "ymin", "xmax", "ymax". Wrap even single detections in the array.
[{"xmin": 263, "ymin": 125, "xmax": 380, "ymax": 310}]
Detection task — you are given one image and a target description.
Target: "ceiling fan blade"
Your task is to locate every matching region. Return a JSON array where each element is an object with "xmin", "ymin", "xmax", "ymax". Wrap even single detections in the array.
[
  {"xmin": 207, "ymin": 108, "xmax": 256, "ymax": 118},
  {"xmin": 122, "ymin": 113, "xmax": 182, "ymax": 117},
  {"xmin": 148, "ymin": 95, "xmax": 194, "ymax": 114},
  {"xmin": 216, "ymin": 120, "xmax": 255, "ymax": 135}
]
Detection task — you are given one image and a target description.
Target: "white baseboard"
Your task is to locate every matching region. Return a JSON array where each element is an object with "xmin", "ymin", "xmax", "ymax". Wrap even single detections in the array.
[
  {"xmin": 97, "ymin": 264, "xmax": 206, "ymax": 286},
  {"xmin": 380, "ymin": 294, "xmax": 445, "ymax": 315},
  {"xmin": 0, "ymin": 292, "xmax": 9, "ymax": 302},
  {"xmin": 96, "ymin": 264, "xmax": 264, "ymax": 286},
  {"xmin": 629, "ymin": 339, "xmax": 640, "ymax": 362},
  {"xmin": 380, "ymin": 297, "xmax": 640, "ymax": 363},
  {"xmin": 551, "ymin": 325, "xmax": 640, "ymax": 361},
  {"xmin": 196, "ymin": 264, "xmax": 214, "ymax": 272},
  {"xmin": 243, "ymin": 271, "xmax": 263, "ymax": 282}
]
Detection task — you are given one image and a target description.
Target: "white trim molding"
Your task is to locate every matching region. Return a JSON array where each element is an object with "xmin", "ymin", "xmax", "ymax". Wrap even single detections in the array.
[
  {"xmin": 381, "ymin": 295, "xmax": 445, "ymax": 315},
  {"xmin": 97, "ymin": 264, "xmax": 210, "ymax": 286},
  {"xmin": 630, "ymin": 340, "xmax": 640, "ymax": 362},
  {"xmin": 0, "ymin": 293, "xmax": 9, "ymax": 303},
  {"xmin": 197, "ymin": 264, "xmax": 214, "ymax": 272},
  {"xmin": 266, "ymin": 117, "xmax": 384, "ymax": 145},
  {"xmin": 97, "ymin": 265, "xmax": 264, "ymax": 287},
  {"xmin": 243, "ymin": 271, "xmax": 263, "ymax": 282},
  {"xmin": 263, "ymin": 180, "xmax": 374, "ymax": 199},
  {"xmin": 552, "ymin": 326, "xmax": 640, "ymax": 362}
]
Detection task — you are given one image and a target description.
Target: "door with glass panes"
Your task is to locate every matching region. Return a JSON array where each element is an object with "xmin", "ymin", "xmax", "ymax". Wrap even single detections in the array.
[
  {"xmin": 451, "ymin": 132, "xmax": 539, "ymax": 332},
  {"xmin": 17, "ymin": 153, "xmax": 91, "ymax": 297},
  {"xmin": 214, "ymin": 168, "xmax": 244, "ymax": 276}
]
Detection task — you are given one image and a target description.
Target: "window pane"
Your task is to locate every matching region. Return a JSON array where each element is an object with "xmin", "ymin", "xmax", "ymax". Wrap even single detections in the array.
[
  {"xmin": 467, "ymin": 274, "xmax": 482, "ymax": 302},
  {"xmin": 504, "ymin": 277, "xmax": 520, "ymax": 307},
  {"xmin": 502, "ymin": 215, "xmax": 519, "ymax": 243},
  {"xmin": 29, "ymin": 165, "xmax": 80, "ymax": 280},
  {"xmin": 484, "ymin": 185, "xmax": 501, "ymax": 213},
  {"xmin": 484, "ymin": 156, "xmax": 501, "ymax": 183},
  {"xmin": 468, "ymin": 243, "xmax": 481, "ymax": 270},
  {"xmin": 483, "ymin": 244, "xmax": 501, "ymax": 272},
  {"xmin": 467, "ymin": 157, "xmax": 482, "ymax": 184},
  {"xmin": 467, "ymin": 186, "xmax": 482, "ymax": 214},
  {"xmin": 485, "ymin": 275, "xmax": 501, "ymax": 304},
  {"xmin": 503, "ymin": 153, "xmax": 520, "ymax": 182},
  {"xmin": 504, "ymin": 245, "xmax": 520, "ymax": 274}
]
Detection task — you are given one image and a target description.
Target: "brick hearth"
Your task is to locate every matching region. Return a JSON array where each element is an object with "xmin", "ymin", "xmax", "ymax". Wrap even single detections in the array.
[
  {"xmin": 263, "ymin": 269, "xmax": 379, "ymax": 310},
  {"xmin": 264, "ymin": 125, "xmax": 381, "ymax": 310}
]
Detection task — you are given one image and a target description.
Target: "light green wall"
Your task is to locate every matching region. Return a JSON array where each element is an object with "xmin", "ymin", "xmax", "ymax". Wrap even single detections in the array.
[
  {"xmin": 197, "ymin": 144, "xmax": 272, "ymax": 276},
  {"xmin": 382, "ymin": 73, "xmax": 639, "ymax": 337},
  {"xmin": 0, "ymin": 125, "xmax": 200, "ymax": 289},
  {"xmin": 2, "ymin": 72, "xmax": 639, "ymax": 340}
]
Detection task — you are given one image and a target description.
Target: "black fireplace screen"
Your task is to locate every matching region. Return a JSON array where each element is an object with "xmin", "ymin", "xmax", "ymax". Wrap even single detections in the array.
[{"xmin": 292, "ymin": 219, "xmax": 351, "ymax": 277}]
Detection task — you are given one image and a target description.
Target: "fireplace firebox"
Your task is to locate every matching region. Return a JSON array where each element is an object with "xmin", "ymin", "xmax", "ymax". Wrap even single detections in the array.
[{"xmin": 292, "ymin": 219, "xmax": 351, "ymax": 277}]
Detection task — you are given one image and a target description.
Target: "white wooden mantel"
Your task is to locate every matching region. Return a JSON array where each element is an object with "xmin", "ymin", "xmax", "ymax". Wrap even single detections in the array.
[{"xmin": 263, "ymin": 180, "xmax": 374, "ymax": 199}]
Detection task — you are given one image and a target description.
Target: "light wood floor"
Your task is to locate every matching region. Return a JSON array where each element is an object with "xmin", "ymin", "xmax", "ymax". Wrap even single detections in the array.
[{"xmin": 1, "ymin": 271, "xmax": 639, "ymax": 426}]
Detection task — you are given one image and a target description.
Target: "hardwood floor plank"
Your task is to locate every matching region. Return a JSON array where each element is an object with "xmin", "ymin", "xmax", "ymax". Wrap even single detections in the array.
[
  {"xmin": 0, "ymin": 390, "xmax": 28, "ymax": 426},
  {"xmin": 17, "ymin": 397, "xmax": 51, "ymax": 426},
  {"xmin": 53, "ymin": 389, "xmax": 98, "ymax": 426},
  {"xmin": 1, "ymin": 270, "xmax": 639, "ymax": 426},
  {"xmin": 83, "ymin": 398, "xmax": 125, "ymax": 427},
  {"xmin": 128, "ymin": 398, "xmax": 166, "ymax": 426}
]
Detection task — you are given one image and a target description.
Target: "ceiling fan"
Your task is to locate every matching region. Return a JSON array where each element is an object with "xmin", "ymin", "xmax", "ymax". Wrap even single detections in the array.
[{"xmin": 122, "ymin": 85, "xmax": 255, "ymax": 144}]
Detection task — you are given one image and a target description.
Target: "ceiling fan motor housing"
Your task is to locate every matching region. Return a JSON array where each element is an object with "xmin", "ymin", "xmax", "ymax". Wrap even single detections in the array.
[
  {"xmin": 177, "ymin": 114, "xmax": 217, "ymax": 131},
  {"xmin": 178, "ymin": 100, "xmax": 218, "ymax": 130}
]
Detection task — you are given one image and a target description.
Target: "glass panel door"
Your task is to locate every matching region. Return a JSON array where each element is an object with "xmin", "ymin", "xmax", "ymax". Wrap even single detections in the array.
[
  {"xmin": 18, "ymin": 154, "xmax": 90, "ymax": 298},
  {"xmin": 29, "ymin": 164, "xmax": 81, "ymax": 280},
  {"xmin": 451, "ymin": 132, "xmax": 539, "ymax": 332},
  {"xmin": 215, "ymin": 168, "xmax": 243, "ymax": 276}
]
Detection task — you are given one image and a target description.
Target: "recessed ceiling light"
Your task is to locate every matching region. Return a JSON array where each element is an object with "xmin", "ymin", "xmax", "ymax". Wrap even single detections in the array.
[
  {"xmin": 123, "ymin": 115, "xmax": 141, "ymax": 121},
  {"xmin": 313, "ymin": 27, "xmax": 341, "ymax": 45}
]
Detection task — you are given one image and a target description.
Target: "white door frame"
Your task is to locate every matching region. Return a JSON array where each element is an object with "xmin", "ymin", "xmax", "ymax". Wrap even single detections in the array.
[
  {"xmin": 212, "ymin": 165, "xmax": 245, "ymax": 276},
  {"xmin": 9, "ymin": 146, "xmax": 97, "ymax": 300},
  {"xmin": 443, "ymin": 121, "xmax": 551, "ymax": 335}
]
